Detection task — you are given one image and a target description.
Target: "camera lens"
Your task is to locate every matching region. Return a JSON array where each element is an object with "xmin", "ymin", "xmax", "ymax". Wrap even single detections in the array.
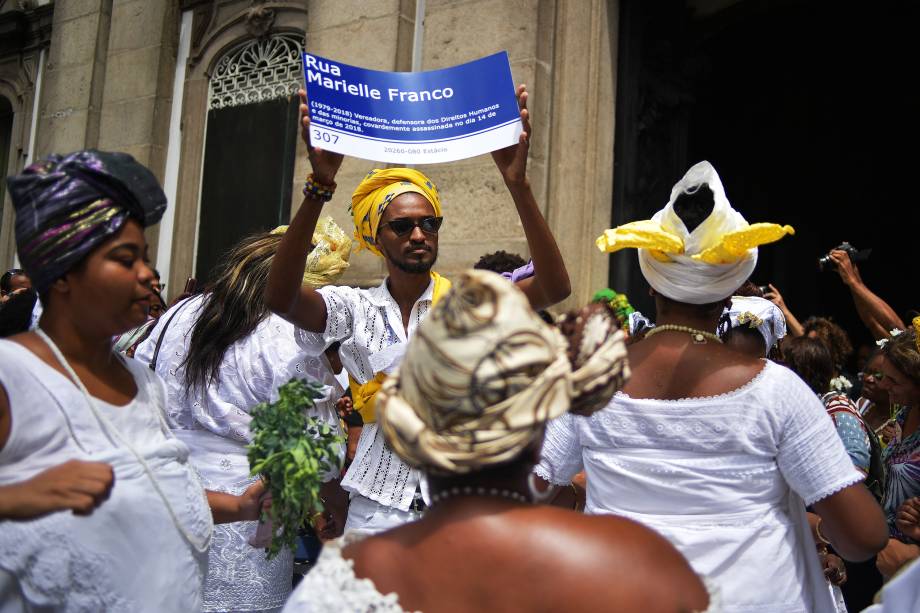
[{"xmin": 817, "ymin": 255, "xmax": 831, "ymax": 271}]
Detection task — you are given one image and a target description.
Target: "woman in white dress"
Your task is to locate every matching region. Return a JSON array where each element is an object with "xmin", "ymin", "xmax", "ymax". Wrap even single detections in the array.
[
  {"xmin": 0, "ymin": 151, "xmax": 265, "ymax": 612},
  {"xmin": 135, "ymin": 221, "xmax": 351, "ymax": 613},
  {"xmin": 285, "ymin": 271, "xmax": 717, "ymax": 613},
  {"xmin": 538, "ymin": 161, "xmax": 889, "ymax": 612}
]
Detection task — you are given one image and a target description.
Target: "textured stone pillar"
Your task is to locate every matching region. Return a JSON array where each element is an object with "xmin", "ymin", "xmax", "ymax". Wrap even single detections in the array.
[{"xmin": 36, "ymin": 0, "xmax": 113, "ymax": 156}]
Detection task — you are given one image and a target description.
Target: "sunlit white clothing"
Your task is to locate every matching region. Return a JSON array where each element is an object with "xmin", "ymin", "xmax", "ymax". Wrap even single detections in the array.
[
  {"xmin": 136, "ymin": 296, "xmax": 344, "ymax": 612},
  {"xmin": 295, "ymin": 279, "xmax": 436, "ymax": 517},
  {"xmin": 537, "ymin": 361, "xmax": 863, "ymax": 613},
  {"xmin": 0, "ymin": 340, "xmax": 211, "ymax": 612}
]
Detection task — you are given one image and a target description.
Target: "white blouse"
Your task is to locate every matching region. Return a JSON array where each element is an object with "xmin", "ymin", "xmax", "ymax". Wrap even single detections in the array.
[
  {"xmin": 135, "ymin": 296, "xmax": 344, "ymax": 613},
  {"xmin": 536, "ymin": 360, "xmax": 863, "ymax": 613},
  {"xmin": 295, "ymin": 279, "xmax": 435, "ymax": 511},
  {"xmin": 0, "ymin": 340, "xmax": 211, "ymax": 612}
]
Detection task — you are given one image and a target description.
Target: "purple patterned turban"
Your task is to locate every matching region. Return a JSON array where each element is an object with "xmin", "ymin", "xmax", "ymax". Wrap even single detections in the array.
[{"xmin": 6, "ymin": 150, "xmax": 167, "ymax": 293}]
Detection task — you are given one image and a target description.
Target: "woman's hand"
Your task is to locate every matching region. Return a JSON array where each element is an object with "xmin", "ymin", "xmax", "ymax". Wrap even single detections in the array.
[
  {"xmin": 0, "ymin": 460, "xmax": 114, "ymax": 520},
  {"xmin": 298, "ymin": 89, "xmax": 344, "ymax": 184},
  {"xmin": 764, "ymin": 284, "xmax": 788, "ymax": 312},
  {"xmin": 877, "ymin": 538, "xmax": 920, "ymax": 579},
  {"xmin": 238, "ymin": 479, "xmax": 268, "ymax": 522},
  {"xmin": 896, "ymin": 497, "xmax": 920, "ymax": 542},
  {"xmin": 821, "ymin": 551, "xmax": 847, "ymax": 586},
  {"xmin": 491, "ymin": 84, "xmax": 531, "ymax": 187}
]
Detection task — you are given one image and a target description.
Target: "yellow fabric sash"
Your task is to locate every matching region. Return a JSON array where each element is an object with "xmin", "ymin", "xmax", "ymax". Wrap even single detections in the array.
[{"xmin": 349, "ymin": 272, "xmax": 452, "ymax": 423}]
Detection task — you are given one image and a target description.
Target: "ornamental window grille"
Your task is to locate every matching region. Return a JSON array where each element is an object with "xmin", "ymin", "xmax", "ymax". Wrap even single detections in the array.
[{"xmin": 208, "ymin": 34, "xmax": 303, "ymax": 109}]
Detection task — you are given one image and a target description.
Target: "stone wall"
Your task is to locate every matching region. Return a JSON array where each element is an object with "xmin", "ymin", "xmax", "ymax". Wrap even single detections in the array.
[{"xmin": 1, "ymin": 0, "xmax": 619, "ymax": 309}]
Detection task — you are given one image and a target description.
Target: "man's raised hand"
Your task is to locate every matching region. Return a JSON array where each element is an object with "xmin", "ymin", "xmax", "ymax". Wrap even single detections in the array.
[
  {"xmin": 298, "ymin": 89, "xmax": 344, "ymax": 185},
  {"xmin": 491, "ymin": 84, "xmax": 531, "ymax": 187}
]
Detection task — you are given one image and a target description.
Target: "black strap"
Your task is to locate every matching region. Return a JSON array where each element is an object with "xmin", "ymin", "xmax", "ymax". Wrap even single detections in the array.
[{"xmin": 148, "ymin": 297, "xmax": 193, "ymax": 371}]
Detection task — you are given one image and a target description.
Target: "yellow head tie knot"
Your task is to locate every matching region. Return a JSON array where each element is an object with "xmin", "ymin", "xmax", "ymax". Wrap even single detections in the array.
[
  {"xmin": 350, "ymin": 168, "xmax": 442, "ymax": 257},
  {"xmin": 913, "ymin": 316, "xmax": 920, "ymax": 352},
  {"xmin": 272, "ymin": 216, "xmax": 352, "ymax": 287},
  {"xmin": 595, "ymin": 220, "xmax": 685, "ymax": 262}
]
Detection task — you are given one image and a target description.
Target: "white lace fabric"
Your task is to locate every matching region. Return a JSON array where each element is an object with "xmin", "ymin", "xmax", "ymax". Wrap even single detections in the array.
[
  {"xmin": 536, "ymin": 360, "xmax": 863, "ymax": 613},
  {"xmin": 135, "ymin": 297, "xmax": 345, "ymax": 612},
  {"xmin": 0, "ymin": 340, "xmax": 210, "ymax": 612},
  {"xmin": 294, "ymin": 280, "xmax": 435, "ymax": 511}
]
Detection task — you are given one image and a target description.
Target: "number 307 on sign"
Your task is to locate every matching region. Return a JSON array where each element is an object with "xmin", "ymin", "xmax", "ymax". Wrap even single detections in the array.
[{"xmin": 311, "ymin": 128, "xmax": 339, "ymax": 145}]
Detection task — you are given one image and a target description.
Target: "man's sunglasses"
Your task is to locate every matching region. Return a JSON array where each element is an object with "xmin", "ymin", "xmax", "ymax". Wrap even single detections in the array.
[{"xmin": 380, "ymin": 216, "xmax": 443, "ymax": 237}]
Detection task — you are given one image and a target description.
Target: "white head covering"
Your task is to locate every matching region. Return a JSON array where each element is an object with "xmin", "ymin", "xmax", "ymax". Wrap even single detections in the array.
[
  {"xmin": 597, "ymin": 161, "xmax": 794, "ymax": 305},
  {"xmin": 724, "ymin": 296, "xmax": 787, "ymax": 355}
]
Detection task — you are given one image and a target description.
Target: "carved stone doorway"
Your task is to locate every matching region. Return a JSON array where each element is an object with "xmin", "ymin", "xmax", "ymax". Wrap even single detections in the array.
[{"xmin": 195, "ymin": 34, "xmax": 302, "ymax": 283}]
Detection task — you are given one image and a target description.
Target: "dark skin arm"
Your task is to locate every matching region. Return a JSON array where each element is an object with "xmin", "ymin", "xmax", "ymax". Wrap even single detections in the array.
[
  {"xmin": 264, "ymin": 91, "xmax": 342, "ymax": 332},
  {"xmin": 812, "ymin": 483, "xmax": 889, "ymax": 561},
  {"xmin": 830, "ymin": 250, "xmax": 904, "ymax": 339},
  {"xmin": 491, "ymin": 85, "xmax": 571, "ymax": 310},
  {"xmin": 206, "ymin": 479, "xmax": 267, "ymax": 524}
]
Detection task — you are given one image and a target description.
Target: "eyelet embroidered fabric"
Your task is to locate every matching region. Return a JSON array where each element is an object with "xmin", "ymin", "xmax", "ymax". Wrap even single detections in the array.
[
  {"xmin": 536, "ymin": 360, "xmax": 864, "ymax": 612},
  {"xmin": 294, "ymin": 280, "xmax": 433, "ymax": 511},
  {"xmin": 0, "ymin": 340, "xmax": 210, "ymax": 612},
  {"xmin": 135, "ymin": 297, "xmax": 345, "ymax": 611}
]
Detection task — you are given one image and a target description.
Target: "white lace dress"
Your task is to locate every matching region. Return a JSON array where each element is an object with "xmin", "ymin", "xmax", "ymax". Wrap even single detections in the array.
[
  {"xmin": 0, "ymin": 340, "xmax": 212, "ymax": 612},
  {"xmin": 536, "ymin": 360, "xmax": 863, "ymax": 613},
  {"xmin": 135, "ymin": 296, "xmax": 344, "ymax": 613}
]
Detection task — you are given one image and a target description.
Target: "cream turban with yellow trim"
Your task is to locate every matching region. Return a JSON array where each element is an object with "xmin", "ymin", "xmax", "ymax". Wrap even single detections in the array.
[
  {"xmin": 350, "ymin": 168, "xmax": 442, "ymax": 257},
  {"xmin": 596, "ymin": 161, "xmax": 794, "ymax": 304},
  {"xmin": 376, "ymin": 270, "xmax": 629, "ymax": 476},
  {"xmin": 271, "ymin": 216, "xmax": 352, "ymax": 287}
]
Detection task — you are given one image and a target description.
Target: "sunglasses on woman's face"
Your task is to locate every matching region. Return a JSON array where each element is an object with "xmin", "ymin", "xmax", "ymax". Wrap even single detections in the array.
[{"xmin": 381, "ymin": 216, "xmax": 443, "ymax": 237}]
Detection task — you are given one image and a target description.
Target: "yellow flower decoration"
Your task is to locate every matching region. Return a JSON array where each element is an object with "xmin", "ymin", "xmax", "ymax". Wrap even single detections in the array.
[
  {"xmin": 693, "ymin": 223, "xmax": 796, "ymax": 265},
  {"xmin": 913, "ymin": 315, "xmax": 920, "ymax": 352},
  {"xmin": 595, "ymin": 220, "xmax": 684, "ymax": 263}
]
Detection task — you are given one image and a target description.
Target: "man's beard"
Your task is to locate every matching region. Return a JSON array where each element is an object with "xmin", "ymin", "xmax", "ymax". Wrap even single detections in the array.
[{"xmin": 382, "ymin": 243, "xmax": 438, "ymax": 274}]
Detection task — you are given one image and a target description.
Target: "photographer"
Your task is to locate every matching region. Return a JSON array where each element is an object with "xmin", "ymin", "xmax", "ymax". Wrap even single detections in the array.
[{"xmin": 827, "ymin": 248, "xmax": 904, "ymax": 340}]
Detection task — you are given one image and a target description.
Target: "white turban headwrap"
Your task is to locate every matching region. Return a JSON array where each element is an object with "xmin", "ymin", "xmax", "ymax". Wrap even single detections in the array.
[
  {"xmin": 724, "ymin": 296, "xmax": 787, "ymax": 355},
  {"xmin": 376, "ymin": 270, "xmax": 629, "ymax": 475},
  {"xmin": 597, "ymin": 161, "xmax": 795, "ymax": 304}
]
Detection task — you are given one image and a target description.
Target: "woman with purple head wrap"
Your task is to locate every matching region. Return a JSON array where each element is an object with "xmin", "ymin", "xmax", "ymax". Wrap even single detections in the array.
[{"xmin": 0, "ymin": 150, "xmax": 266, "ymax": 611}]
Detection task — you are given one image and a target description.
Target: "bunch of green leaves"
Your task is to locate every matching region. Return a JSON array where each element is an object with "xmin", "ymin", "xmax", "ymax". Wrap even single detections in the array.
[{"xmin": 247, "ymin": 378, "xmax": 344, "ymax": 559}]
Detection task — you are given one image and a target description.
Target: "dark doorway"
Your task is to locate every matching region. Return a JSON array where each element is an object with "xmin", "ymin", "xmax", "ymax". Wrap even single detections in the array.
[
  {"xmin": 612, "ymin": 0, "xmax": 919, "ymax": 356},
  {"xmin": 196, "ymin": 96, "xmax": 299, "ymax": 283}
]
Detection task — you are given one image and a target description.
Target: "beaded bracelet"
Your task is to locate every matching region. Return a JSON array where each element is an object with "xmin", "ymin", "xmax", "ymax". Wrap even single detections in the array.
[{"xmin": 302, "ymin": 174, "xmax": 336, "ymax": 202}]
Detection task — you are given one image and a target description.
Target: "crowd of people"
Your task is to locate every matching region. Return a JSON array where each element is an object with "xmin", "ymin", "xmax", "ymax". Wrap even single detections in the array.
[{"xmin": 0, "ymin": 85, "xmax": 917, "ymax": 613}]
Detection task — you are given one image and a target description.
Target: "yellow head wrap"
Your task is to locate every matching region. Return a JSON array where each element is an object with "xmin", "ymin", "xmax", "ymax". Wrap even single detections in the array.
[
  {"xmin": 271, "ymin": 216, "xmax": 352, "ymax": 287},
  {"xmin": 350, "ymin": 168, "xmax": 442, "ymax": 257}
]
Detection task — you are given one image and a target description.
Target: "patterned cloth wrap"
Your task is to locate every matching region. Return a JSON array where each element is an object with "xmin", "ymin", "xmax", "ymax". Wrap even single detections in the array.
[
  {"xmin": 6, "ymin": 150, "xmax": 166, "ymax": 293},
  {"xmin": 724, "ymin": 295, "xmax": 787, "ymax": 354},
  {"xmin": 376, "ymin": 270, "xmax": 630, "ymax": 476},
  {"xmin": 349, "ymin": 167, "xmax": 442, "ymax": 257},
  {"xmin": 595, "ymin": 161, "xmax": 794, "ymax": 304}
]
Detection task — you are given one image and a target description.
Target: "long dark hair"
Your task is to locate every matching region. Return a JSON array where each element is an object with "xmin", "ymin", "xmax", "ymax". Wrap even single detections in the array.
[{"xmin": 182, "ymin": 232, "xmax": 283, "ymax": 392}]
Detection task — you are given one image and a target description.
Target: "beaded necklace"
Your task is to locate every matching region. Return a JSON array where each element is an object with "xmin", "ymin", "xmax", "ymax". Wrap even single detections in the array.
[
  {"xmin": 645, "ymin": 323, "xmax": 723, "ymax": 345},
  {"xmin": 429, "ymin": 485, "xmax": 530, "ymax": 507}
]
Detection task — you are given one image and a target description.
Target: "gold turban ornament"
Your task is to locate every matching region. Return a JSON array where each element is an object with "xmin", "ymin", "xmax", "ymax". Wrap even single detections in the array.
[
  {"xmin": 350, "ymin": 167, "xmax": 442, "ymax": 257},
  {"xmin": 376, "ymin": 270, "xmax": 630, "ymax": 475},
  {"xmin": 271, "ymin": 216, "xmax": 352, "ymax": 287}
]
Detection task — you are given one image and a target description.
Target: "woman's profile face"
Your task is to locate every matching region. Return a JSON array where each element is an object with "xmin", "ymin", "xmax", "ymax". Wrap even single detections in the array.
[
  {"xmin": 877, "ymin": 355, "xmax": 920, "ymax": 406},
  {"xmin": 860, "ymin": 354, "xmax": 889, "ymax": 404},
  {"xmin": 60, "ymin": 219, "xmax": 156, "ymax": 336}
]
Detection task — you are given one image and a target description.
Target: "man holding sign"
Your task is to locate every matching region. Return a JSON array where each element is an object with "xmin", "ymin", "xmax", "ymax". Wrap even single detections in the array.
[{"xmin": 266, "ymin": 83, "xmax": 570, "ymax": 534}]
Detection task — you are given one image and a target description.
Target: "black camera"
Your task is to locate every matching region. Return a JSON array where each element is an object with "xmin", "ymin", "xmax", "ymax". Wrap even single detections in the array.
[{"xmin": 818, "ymin": 242, "xmax": 872, "ymax": 272}]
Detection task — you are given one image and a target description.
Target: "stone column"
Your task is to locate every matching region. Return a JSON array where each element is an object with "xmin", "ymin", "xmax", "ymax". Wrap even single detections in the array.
[
  {"xmin": 35, "ymin": 0, "xmax": 113, "ymax": 157},
  {"xmin": 97, "ymin": 0, "xmax": 178, "ymax": 262}
]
